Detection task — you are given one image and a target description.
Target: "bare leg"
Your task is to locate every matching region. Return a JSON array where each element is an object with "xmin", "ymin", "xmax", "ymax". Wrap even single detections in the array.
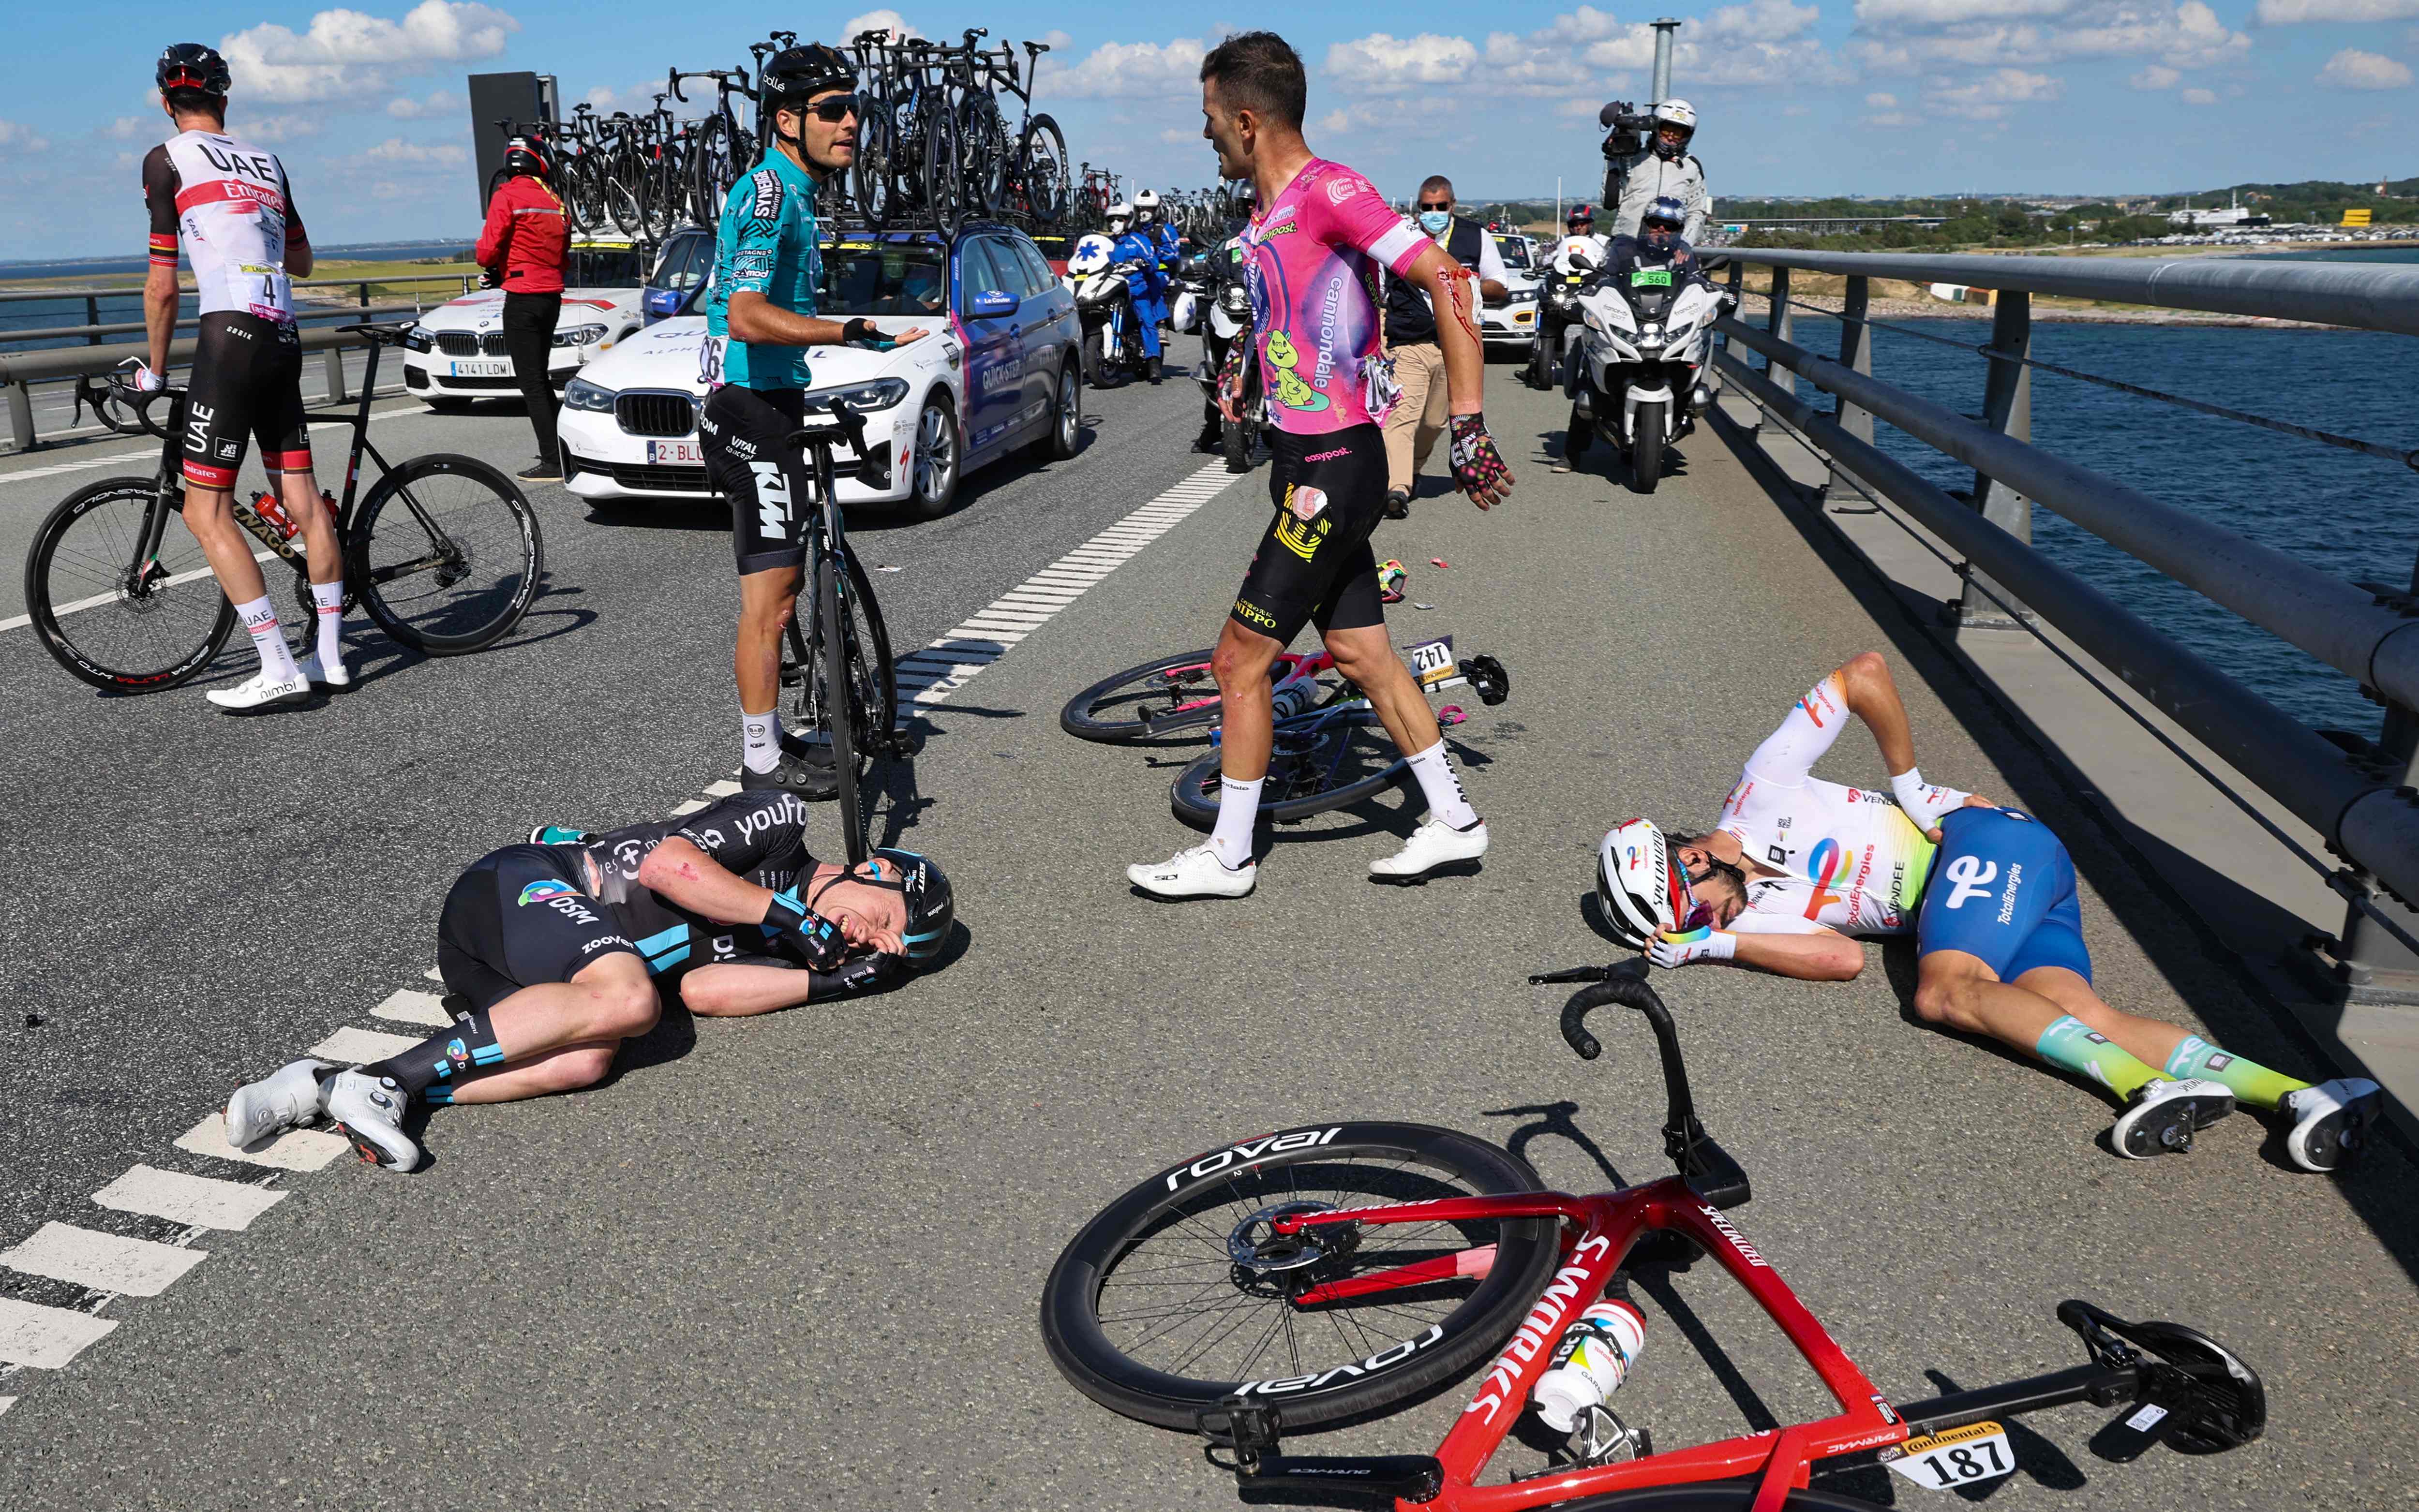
[
  {"xmin": 180, "ymin": 484, "xmax": 270, "ymax": 603},
  {"xmin": 277, "ymin": 466, "xmax": 341, "ymax": 587},
  {"xmin": 436, "ymin": 954, "xmax": 660, "ymax": 1106},
  {"xmin": 679, "ymin": 961, "xmax": 822, "ymax": 1018},
  {"xmin": 1322, "ymin": 621, "xmax": 1440, "ymax": 758},
  {"xmin": 2012, "ymin": 966, "xmax": 2193, "ymax": 1072},
  {"xmin": 736, "ymin": 563, "xmax": 803, "ymax": 716},
  {"xmin": 1210, "ymin": 618, "xmax": 1284, "ymax": 783}
]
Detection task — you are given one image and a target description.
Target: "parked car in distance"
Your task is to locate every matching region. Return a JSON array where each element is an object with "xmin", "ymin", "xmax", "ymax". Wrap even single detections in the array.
[{"xmin": 402, "ymin": 284, "xmax": 644, "ymax": 413}]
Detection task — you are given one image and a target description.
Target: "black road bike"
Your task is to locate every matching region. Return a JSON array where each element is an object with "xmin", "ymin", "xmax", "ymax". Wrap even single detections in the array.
[
  {"xmin": 25, "ymin": 323, "xmax": 542, "ymax": 692},
  {"xmin": 777, "ymin": 396, "xmax": 900, "ymax": 865}
]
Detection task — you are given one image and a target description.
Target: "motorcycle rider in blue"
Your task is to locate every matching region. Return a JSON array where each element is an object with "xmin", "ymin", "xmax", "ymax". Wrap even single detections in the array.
[
  {"xmin": 1138, "ymin": 187, "xmax": 1184, "ymax": 271},
  {"xmin": 1105, "ymin": 200, "xmax": 1166, "ymax": 384}
]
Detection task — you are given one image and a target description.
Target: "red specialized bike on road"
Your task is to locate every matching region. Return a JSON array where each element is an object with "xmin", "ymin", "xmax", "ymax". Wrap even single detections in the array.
[{"xmin": 1040, "ymin": 961, "xmax": 2265, "ymax": 1511}]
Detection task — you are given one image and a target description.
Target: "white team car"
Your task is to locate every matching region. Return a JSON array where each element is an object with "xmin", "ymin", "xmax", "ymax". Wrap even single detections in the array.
[
  {"xmin": 556, "ymin": 223, "xmax": 1081, "ymax": 518},
  {"xmin": 1478, "ymin": 232, "xmax": 1543, "ymax": 350},
  {"xmin": 401, "ymin": 287, "xmax": 644, "ymax": 412}
]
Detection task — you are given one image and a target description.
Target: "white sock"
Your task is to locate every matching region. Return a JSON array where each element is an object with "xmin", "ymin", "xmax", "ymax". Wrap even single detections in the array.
[
  {"xmin": 1405, "ymin": 740, "xmax": 1479, "ymax": 830},
  {"xmin": 310, "ymin": 580, "xmax": 344, "ymax": 665},
  {"xmin": 741, "ymin": 708, "xmax": 781, "ymax": 774},
  {"xmin": 235, "ymin": 594, "xmax": 301, "ymax": 683},
  {"xmin": 1209, "ymin": 776, "xmax": 1262, "ymax": 869}
]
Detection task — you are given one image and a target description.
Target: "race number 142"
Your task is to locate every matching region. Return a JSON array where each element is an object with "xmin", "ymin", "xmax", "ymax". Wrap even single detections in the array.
[{"xmin": 1881, "ymin": 1422, "xmax": 2015, "ymax": 1491}]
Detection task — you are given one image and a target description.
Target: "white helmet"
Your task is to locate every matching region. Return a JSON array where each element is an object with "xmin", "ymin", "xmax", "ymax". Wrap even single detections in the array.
[
  {"xmin": 1595, "ymin": 818, "xmax": 1701, "ymax": 950},
  {"xmin": 1105, "ymin": 201, "xmax": 1135, "ymax": 234},
  {"xmin": 1133, "ymin": 188, "xmax": 1161, "ymax": 222},
  {"xmin": 1068, "ymin": 234, "xmax": 1115, "ymax": 276},
  {"xmin": 1650, "ymin": 99, "xmax": 1696, "ymax": 160}
]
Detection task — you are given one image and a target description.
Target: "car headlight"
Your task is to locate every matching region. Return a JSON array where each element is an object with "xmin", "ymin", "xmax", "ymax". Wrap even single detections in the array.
[
  {"xmin": 819, "ymin": 377, "xmax": 911, "ymax": 412},
  {"xmin": 563, "ymin": 377, "xmax": 616, "ymax": 411},
  {"xmin": 552, "ymin": 323, "xmax": 609, "ymax": 349},
  {"xmin": 406, "ymin": 324, "xmax": 432, "ymax": 346}
]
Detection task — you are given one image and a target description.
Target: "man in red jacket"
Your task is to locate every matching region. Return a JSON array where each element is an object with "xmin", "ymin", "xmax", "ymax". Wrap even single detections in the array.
[{"xmin": 475, "ymin": 139, "xmax": 570, "ymax": 483}]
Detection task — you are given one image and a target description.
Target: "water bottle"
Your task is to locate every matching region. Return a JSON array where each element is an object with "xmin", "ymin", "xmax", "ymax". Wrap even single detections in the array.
[
  {"xmin": 1530, "ymin": 1299, "xmax": 1646, "ymax": 1433},
  {"xmin": 250, "ymin": 490, "xmax": 296, "ymax": 539},
  {"xmin": 1271, "ymin": 679, "xmax": 1315, "ymax": 720}
]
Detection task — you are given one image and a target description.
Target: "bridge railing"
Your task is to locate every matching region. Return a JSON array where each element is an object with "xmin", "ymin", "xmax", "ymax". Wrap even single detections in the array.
[
  {"xmin": 1707, "ymin": 248, "xmax": 2419, "ymax": 1003},
  {"xmin": 0, "ymin": 273, "xmax": 475, "ymax": 452}
]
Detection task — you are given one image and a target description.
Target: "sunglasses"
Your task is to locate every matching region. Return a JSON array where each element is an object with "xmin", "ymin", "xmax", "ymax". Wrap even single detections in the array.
[
  {"xmin": 800, "ymin": 93, "xmax": 863, "ymax": 122},
  {"xmin": 1418, "ymin": 200, "xmax": 1452, "ymax": 210}
]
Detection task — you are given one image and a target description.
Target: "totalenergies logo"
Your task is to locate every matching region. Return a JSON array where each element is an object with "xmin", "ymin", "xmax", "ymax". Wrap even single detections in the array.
[{"xmin": 1801, "ymin": 839, "xmax": 1846, "ymax": 920}]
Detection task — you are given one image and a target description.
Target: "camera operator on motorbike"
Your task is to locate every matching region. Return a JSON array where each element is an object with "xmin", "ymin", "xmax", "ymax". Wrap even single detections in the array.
[
  {"xmin": 1603, "ymin": 98, "xmax": 1709, "ymax": 242},
  {"xmin": 1105, "ymin": 201, "xmax": 1168, "ymax": 384},
  {"xmin": 1556, "ymin": 196, "xmax": 1716, "ymax": 473},
  {"xmin": 1380, "ymin": 175, "xmax": 1508, "ymax": 519}
]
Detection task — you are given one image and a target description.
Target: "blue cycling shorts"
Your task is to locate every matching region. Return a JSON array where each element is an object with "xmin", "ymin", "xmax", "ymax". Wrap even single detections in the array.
[{"xmin": 1915, "ymin": 807, "xmax": 2092, "ymax": 983}]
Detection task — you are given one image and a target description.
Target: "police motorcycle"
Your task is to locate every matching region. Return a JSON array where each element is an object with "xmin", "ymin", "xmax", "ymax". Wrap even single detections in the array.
[
  {"xmin": 1184, "ymin": 239, "xmax": 1262, "ymax": 472},
  {"xmin": 1564, "ymin": 225, "xmax": 1727, "ymax": 494},
  {"xmin": 1062, "ymin": 232, "xmax": 1150, "ymax": 388},
  {"xmin": 1528, "ymin": 253, "xmax": 1593, "ymax": 391}
]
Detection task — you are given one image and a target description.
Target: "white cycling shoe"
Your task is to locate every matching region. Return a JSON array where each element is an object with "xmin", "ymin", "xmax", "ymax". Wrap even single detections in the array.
[
  {"xmin": 2110, "ymin": 1077, "xmax": 2234, "ymax": 1158},
  {"xmin": 224, "ymin": 1058, "xmax": 335, "ymax": 1148},
  {"xmin": 2281, "ymin": 1077, "xmax": 2383, "ymax": 1172},
  {"xmin": 1370, "ymin": 816, "xmax": 1490, "ymax": 880},
  {"xmin": 1128, "ymin": 845, "xmax": 1256, "ymax": 899},
  {"xmin": 326, "ymin": 1070, "xmax": 421, "ymax": 1171},
  {"xmin": 295, "ymin": 650, "xmax": 352, "ymax": 689},
  {"xmin": 205, "ymin": 667, "xmax": 312, "ymax": 713}
]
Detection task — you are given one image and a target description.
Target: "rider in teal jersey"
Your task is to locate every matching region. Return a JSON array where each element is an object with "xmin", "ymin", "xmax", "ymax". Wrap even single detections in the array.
[{"xmin": 696, "ymin": 43, "xmax": 929, "ymax": 801}]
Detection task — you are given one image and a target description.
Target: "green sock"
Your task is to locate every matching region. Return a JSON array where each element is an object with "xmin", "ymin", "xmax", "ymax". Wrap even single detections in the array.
[
  {"xmin": 2162, "ymin": 1035, "xmax": 2308, "ymax": 1112},
  {"xmin": 2033, "ymin": 1016, "xmax": 2164, "ymax": 1100}
]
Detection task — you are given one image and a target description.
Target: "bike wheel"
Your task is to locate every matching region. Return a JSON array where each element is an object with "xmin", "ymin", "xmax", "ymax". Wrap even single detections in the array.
[
  {"xmin": 851, "ymin": 102, "xmax": 895, "ymax": 229},
  {"xmin": 1170, "ymin": 707, "xmax": 1411, "ymax": 826},
  {"xmin": 788, "ymin": 541, "xmax": 897, "ymax": 861},
  {"xmin": 1040, "ymin": 1121, "xmax": 1557, "ymax": 1431},
  {"xmin": 958, "ymin": 92, "xmax": 1009, "ymax": 216},
  {"xmin": 1630, "ymin": 400, "xmax": 1667, "ymax": 494},
  {"xmin": 350, "ymin": 454, "xmax": 542, "ymax": 654},
  {"xmin": 605, "ymin": 150, "xmax": 645, "ymax": 236},
  {"xmin": 1018, "ymin": 114, "xmax": 1069, "ymax": 224},
  {"xmin": 921, "ymin": 103, "xmax": 961, "ymax": 231},
  {"xmin": 1060, "ymin": 648, "xmax": 1228, "ymax": 742},
  {"xmin": 23, "ymin": 479, "xmax": 236, "ymax": 691}
]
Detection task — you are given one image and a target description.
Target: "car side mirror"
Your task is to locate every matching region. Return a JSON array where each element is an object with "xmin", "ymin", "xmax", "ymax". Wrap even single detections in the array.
[
  {"xmin": 967, "ymin": 288, "xmax": 1018, "ymax": 318},
  {"xmin": 643, "ymin": 288, "xmax": 684, "ymax": 318}
]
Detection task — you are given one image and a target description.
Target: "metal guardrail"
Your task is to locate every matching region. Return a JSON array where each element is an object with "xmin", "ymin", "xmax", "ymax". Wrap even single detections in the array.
[
  {"xmin": 0, "ymin": 270, "xmax": 474, "ymax": 309},
  {"xmin": 1711, "ymin": 249, "xmax": 2419, "ymax": 1004}
]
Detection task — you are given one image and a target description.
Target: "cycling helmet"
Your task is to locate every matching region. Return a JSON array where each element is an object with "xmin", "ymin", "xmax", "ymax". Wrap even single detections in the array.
[
  {"xmin": 866, "ymin": 847, "xmax": 954, "ymax": 964},
  {"xmin": 760, "ymin": 42, "xmax": 856, "ymax": 141},
  {"xmin": 1641, "ymin": 195, "xmax": 1687, "ymax": 250},
  {"xmin": 1595, "ymin": 818, "xmax": 1701, "ymax": 950},
  {"xmin": 1133, "ymin": 188, "xmax": 1161, "ymax": 223},
  {"xmin": 503, "ymin": 137, "xmax": 551, "ymax": 178},
  {"xmin": 1068, "ymin": 233, "xmax": 1114, "ymax": 275},
  {"xmin": 156, "ymin": 43, "xmax": 231, "ymax": 101},
  {"xmin": 1104, "ymin": 201, "xmax": 1135, "ymax": 235},
  {"xmin": 1650, "ymin": 99, "xmax": 1696, "ymax": 161}
]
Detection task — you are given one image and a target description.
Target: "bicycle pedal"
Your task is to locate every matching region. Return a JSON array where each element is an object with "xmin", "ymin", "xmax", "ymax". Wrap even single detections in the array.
[{"xmin": 1196, "ymin": 1397, "xmax": 1282, "ymax": 1466}]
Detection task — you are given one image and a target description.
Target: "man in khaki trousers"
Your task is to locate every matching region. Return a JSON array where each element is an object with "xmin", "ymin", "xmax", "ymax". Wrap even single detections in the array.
[{"xmin": 1381, "ymin": 176, "xmax": 1506, "ymax": 518}]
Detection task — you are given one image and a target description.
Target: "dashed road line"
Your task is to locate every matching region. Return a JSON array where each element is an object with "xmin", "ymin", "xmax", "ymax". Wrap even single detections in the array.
[
  {"xmin": 0, "ymin": 1300, "xmax": 117, "ymax": 1370},
  {"xmin": 307, "ymin": 1026, "xmax": 426, "ymax": 1065},
  {"xmin": 173, "ymin": 1113, "xmax": 348, "ymax": 1171},
  {"xmin": 92, "ymin": 1167, "xmax": 288, "ymax": 1232},
  {"xmin": 372, "ymin": 989, "xmax": 453, "ymax": 1027},
  {"xmin": 0, "ymin": 1224, "xmax": 209, "ymax": 1299}
]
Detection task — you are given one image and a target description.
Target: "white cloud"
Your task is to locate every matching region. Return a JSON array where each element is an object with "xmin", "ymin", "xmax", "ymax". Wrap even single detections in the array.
[
  {"xmin": 2130, "ymin": 62, "xmax": 2180, "ymax": 86},
  {"xmin": 841, "ymin": 9, "xmax": 917, "ymax": 41},
  {"xmin": 1322, "ymin": 6, "xmax": 1844, "ymax": 106},
  {"xmin": 2256, "ymin": 0, "xmax": 2419, "ymax": 19},
  {"xmin": 1041, "ymin": 29, "xmax": 1073, "ymax": 48},
  {"xmin": 1040, "ymin": 36, "xmax": 1210, "ymax": 98},
  {"xmin": 2181, "ymin": 85, "xmax": 2220, "ymax": 101},
  {"xmin": 2317, "ymin": 45, "xmax": 2414, "ymax": 85},
  {"xmin": 1326, "ymin": 33, "xmax": 1480, "ymax": 91},
  {"xmin": 1925, "ymin": 65, "xmax": 2063, "ymax": 116},
  {"xmin": 365, "ymin": 136, "xmax": 468, "ymax": 164},
  {"xmin": 1867, "ymin": 90, "xmax": 1901, "ymax": 104},
  {"xmin": 1866, "ymin": 109, "xmax": 1920, "ymax": 124},
  {"xmin": 0, "ymin": 119, "xmax": 51, "ymax": 151},
  {"xmin": 246, "ymin": 114, "xmax": 324, "ymax": 144},
  {"xmin": 387, "ymin": 88, "xmax": 460, "ymax": 119},
  {"xmin": 105, "ymin": 116, "xmax": 153, "ymax": 140},
  {"xmin": 1853, "ymin": 0, "xmax": 2246, "ymax": 71},
  {"xmin": 223, "ymin": 1, "xmax": 520, "ymax": 104}
]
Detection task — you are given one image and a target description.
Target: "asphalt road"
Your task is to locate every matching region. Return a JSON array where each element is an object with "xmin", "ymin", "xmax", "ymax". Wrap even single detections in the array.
[{"xmin": 0, "ymin": 349, "xmax": 2410, "ymax": 1510}]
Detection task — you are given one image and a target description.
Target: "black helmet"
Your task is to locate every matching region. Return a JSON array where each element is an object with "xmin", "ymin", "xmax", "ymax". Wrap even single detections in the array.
[
  {"xmin": 761, "ymin": 43, "xmax": 856, "ymax": 107},
  {"xmin": 156, "ymin": 43, "xmax": 231, "ymax": 100},
  {"xmin": 503, "ymin": 137, "xmax": 551, "ymax": 178},
  {"xmin": 1567, "ymin": 202, "xmax": 1597, "ymax": 228},
  {"xmin": 866, "ymin": 847, "xmax": 954, "ymax": 965}
]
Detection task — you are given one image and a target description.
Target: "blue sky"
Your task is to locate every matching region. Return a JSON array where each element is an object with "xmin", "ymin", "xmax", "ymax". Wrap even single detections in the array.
[{"xmin": 7, "ymin": 0, "xmax": 2415, "ymax": 259}]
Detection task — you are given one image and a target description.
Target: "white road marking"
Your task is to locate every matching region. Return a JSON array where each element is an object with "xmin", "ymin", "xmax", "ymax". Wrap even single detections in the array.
[
  {"xmin": 898, "ymin": 463, "xmax": 1242, "ymax": 708},
  {"xmin": 0, "ymin": 550, "xmax": 276, "ymax": 636},
  {"xmin": 0, "ymin": 1300, "xmax": 118, "ymax": 1370},
  {"xmin": 423, "ymin": 965, "xmax": 444, "ymax": 981},
  {"xmin": 372, "ymin": 988, "xmax": 453, "ymax": 1027},
  {"xmin": 0, "ymin": 1223, "xmax": 208, "ymax": 1299},
  {"xmin": 173, "ymin": 1114, "xmax": 348, "ymax": 1172},
  {"xmin": 0, "ymin": 1396, "xmax": 15, "ymax": 1416},
  {"xmin": 669, "ymin": 798, "xmax": 708, "ymax": 815},
  {"xmin": 92, "ymin": 1166, "xmax": 287, "ymax": 1232},
  {"xmin": 306, "ymin": 1026, "xmax": 424, "ymax": 1065},
  {"xmin": 702, "ymin": 779, "xmax": 742, "ymax": 797}
]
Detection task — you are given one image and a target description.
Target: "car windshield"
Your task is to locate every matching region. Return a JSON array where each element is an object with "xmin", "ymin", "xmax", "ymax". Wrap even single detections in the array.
[
  {"xmin": 820, "ymin": 242, "xmax": 949, "ymax": 316},
  {"xmin": 1494, "ymin": 237, "xmax": 1532, "ymax": 269}
]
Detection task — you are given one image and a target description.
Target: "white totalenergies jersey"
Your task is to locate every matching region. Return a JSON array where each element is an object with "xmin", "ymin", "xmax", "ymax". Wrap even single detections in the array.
[
  {"xmin": 1715, "ymin": 671, "xmax": 1938, "ymax": 937},
  {"xmin": 144, "ymin": 130, "xmax": 307, "ymax": 322}
]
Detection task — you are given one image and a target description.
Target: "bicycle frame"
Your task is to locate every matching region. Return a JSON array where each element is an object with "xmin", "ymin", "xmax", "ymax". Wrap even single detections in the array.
[{"xmin": 1277, "ymin": 1182, "xmax": 1902, "ymax": 1512}]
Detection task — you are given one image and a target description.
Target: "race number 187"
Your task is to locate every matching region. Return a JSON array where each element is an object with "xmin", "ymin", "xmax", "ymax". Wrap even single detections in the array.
[{"xmin": 1881, "ymin": 1422, "xmax": 2015, "ymax": 1492}]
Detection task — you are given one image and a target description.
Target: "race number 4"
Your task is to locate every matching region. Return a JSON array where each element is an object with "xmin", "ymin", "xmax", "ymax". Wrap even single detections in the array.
[{"xmin": 1880, "ymin": 1421, "xmax": 2016, "ymax": 1491}]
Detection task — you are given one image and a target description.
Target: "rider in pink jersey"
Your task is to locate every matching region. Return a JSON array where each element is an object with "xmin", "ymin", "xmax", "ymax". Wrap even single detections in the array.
[{"xmin": 1127, "ymin": 32, "xmax": 1516, "ymax": 900}]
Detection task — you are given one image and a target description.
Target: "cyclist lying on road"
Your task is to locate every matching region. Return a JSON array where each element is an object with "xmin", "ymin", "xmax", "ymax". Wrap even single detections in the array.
[
  {"xmin": 1598, "ymin": 652, "xmax": 2380, "ymax": 1171},
  {"xmin": 223, "ymin": 790, "xmax": 953, "ymax": 1172}
]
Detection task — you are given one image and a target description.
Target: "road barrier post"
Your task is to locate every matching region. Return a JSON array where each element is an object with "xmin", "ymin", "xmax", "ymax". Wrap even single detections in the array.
[
  {"xmin": 85, "ymin": 296, "xmax": 102, "ymax": 347},
  {"xmin": 1961, "ymin": 290, "xmax": 2033, "ymax": 630},
  {"xmin": 1765, "ymin": 266, "xmax": 1793, "ymax": 401},
  {"xmin": 1826, "ymin": 274, "xmax": 1872, "ymax": 506},
  {"xmin": 324, "ymin": 347, "xmax": 349, "ymax": 405},
  {"xmin": 6, "ymin": 381, "xmax": 31, "ymax": 452}
]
